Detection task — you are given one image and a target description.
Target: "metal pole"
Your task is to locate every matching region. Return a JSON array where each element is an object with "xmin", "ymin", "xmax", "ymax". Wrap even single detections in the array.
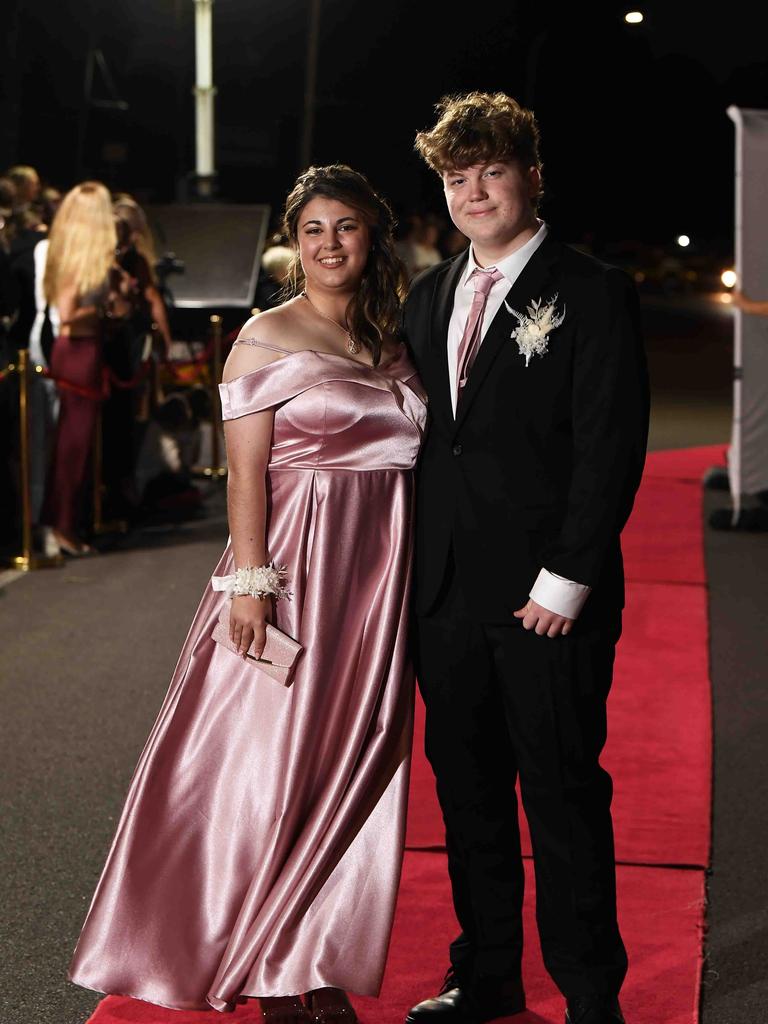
[
  {"xmin": 727, "ymin": 105, "xmax": 743, "ymax": 524},
  {"xmin": 300, "ymin": 0, "xmax": 321, "ymax": 168},
  {"xmin": 9, "ymin": 351, "xmax": 62, "ymax": 570},
  {"xmin": 193, "ymin": 0, "xmax": 216, "ymax": 197}
]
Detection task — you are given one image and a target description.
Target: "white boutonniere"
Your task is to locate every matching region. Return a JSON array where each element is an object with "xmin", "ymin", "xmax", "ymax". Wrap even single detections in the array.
[{"xmin": 504, "ymin": 293, "xmax": 566, "ymax": 367}]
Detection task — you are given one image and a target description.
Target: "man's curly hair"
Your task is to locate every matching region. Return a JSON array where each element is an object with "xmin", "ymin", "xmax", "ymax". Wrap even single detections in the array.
[{"xmin": 415, "ymin": 92, "xmax": 543, "ymax": 191}]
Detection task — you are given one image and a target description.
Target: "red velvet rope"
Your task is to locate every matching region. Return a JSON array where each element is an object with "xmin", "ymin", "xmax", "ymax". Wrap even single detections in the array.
[{"xmin": 3, "ymin": 333, "xmax": 231, "ymax": 400}]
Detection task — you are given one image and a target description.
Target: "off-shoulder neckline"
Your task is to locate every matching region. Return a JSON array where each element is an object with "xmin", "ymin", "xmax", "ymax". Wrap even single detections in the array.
[{"xmin": 223, "ymin": 344, "xmax": 410, "ymax": 386}]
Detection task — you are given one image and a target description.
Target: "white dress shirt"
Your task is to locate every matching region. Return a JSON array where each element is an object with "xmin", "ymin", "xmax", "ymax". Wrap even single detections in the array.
[{"xmin": 446, "ymin": 221, "xmax": 590, "ymax": 620}]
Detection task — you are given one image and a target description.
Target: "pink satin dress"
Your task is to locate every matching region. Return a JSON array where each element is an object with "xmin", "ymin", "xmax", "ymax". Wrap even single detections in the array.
[{"xmin": 69, "ymin": 340, "xmax": 427, "ymax": 1011}]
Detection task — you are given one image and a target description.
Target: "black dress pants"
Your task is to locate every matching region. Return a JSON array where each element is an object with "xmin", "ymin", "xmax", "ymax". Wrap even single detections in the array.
[{"xmin": 414, "ymin": 561, "xmax": 628, "ymax": 1001}]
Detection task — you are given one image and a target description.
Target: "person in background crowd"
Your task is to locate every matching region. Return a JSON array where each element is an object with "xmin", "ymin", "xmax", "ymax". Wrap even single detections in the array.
[
  {"xmin": 40, "ymin": 181, "xmax": 123, "ymax": 557},
  {"xmin": 112, "ymin": 193, "xmax": 173, "ymax": 355},
  {"xmin": 133, "ymin": 391, "xmax": 202, "ymax": 517},
  {"xmin": 6, "ymin": 164, "xmax": 41, "ymax": 215},
  {"xmin": 441, "ymin": 224, "xmax": 469, "ymax": 259},
  {"xmin": 185, "ymin": 383, "xmax": 226, "ymax": 472},
  {"xmin": 254, "ymin": 243, "xmax": 294, "ymax": 310},
  {"xmin": 7, "ymin": 176, "xmax": 48, "ymax": 349},
  {"xmin": 99, "ymin": 196, "xmax": 173, "ymax": 518},
  {"xmin": 28, "ymin": 226, "xmax": 62, "ymax": 544},
  {"xmin": 38, "ymin": 186, "xmax": 62, "ymax": 228},
  {"xmin": 0, "ymin": 177, "xmax": 17, "ymax": 343},
  {"xmin": 412, "ymin": 213, "xmax": 444, "ymax": 273},
  {"xmin": 395, "ymin": 214, "xmax": 423, "ymax": 277}
]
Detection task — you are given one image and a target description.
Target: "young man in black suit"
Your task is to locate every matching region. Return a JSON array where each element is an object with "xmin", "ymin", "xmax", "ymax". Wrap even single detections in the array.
[{"xmin": 403, "ymin": 93, "xmax": 649, "ymax": 1024}]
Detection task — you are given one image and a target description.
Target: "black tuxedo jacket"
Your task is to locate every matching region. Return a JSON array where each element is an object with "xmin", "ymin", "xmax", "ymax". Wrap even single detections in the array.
[{"xmin": 404, "ymin": 233, "xmax": 650, "ymax": 626}]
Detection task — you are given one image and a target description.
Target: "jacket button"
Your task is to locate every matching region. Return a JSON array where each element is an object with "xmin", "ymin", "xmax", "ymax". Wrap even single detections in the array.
[{"xmin": 452, "ymin": 443, "xmax": 463, "ymax": 456}]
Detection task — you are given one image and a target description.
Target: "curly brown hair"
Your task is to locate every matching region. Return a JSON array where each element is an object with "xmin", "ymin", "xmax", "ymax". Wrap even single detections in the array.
[
  {"xmin": 281, "ymin": 164, "xmax": 408, "ymax": 366},
  {"xmin": 415, "ymin": 92, "xmax": 543, "ymax": 200}
]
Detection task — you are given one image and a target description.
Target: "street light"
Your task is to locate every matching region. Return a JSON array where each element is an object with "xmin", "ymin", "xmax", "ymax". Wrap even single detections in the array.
[
  {"xmin": 721, "ymin": 269, "xmax": 737, "ymax": 289},
  {"xmin": 193, "ymin": 0, "xmax": 216, "ymax": 198},
  {"xmin": 624, "ymin": 11, "xmax": 644, "ymax": 24}
]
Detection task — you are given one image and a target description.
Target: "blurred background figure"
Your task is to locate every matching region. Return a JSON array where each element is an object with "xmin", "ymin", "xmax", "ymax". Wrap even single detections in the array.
[
  {"xmin": 133, "ymin": 391, "xmax": 202, "ymax": 520},
  {"xmin": 101, "ymin": 194, "xmax": 174, "ymax": 519},
  {"xmin": 112, "ymin": 193, "xmax": 173, "ymax": 356},
  {"xmin": 253, "ymin": 242, "xmax": 293, "ymax": 310},
  {"xmin": 395, "ymin": 212, "xmax": 445, "ymax": 278},
  {"xmin": 0, "ymin": 177, "xmax": 17, "ymax": 359},
  {"xmin": 411, "ymin": 212, "xmax": 443, "ymax": 272},
  {"xmin": 27, "ymin": 194, "xmax": 63, "ymax": 537},
  {"xmin": 6, "ymin": 166, "xmax": 48, "ymax": 353},
  {"xmin": 185, "ymin": 382, "xmax": 225, "ymax": 474},
  {"xmin": 39, "ymin": 181, "xmax": 121, "ymax": 556},
  {"xmin": 6, "ymin": 164, "xmax": 41, "ymax": 216},
  {"xmin": 440, "ymin": 224, "xmax": 469, "ymax": 258}
]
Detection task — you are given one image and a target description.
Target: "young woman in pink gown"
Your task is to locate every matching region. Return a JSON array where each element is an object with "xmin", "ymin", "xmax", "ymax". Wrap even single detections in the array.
[{"xmin": 69, "ymin": 166, "xmax": 427, "ymax": 1023}]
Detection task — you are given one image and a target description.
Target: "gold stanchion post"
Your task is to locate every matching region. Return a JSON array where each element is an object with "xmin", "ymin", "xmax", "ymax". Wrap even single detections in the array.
[
  {"xmin": 9, "ymin": 350, "xmax": 63, "ymax": 570},
  {"xmin": 200, "ymin": 314, "xmax": 227, "ymax": 478}
]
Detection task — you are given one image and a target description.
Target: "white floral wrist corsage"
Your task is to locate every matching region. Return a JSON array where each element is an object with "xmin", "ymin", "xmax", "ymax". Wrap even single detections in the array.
[{"xmin": 211, "ymin": 562, "xmax": 292, "ymax": 601}]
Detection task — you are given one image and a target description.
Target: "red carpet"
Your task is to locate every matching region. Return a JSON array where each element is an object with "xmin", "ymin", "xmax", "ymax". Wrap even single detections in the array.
[
  {"xmin": 88, "ymin": 447, "xmax": 715, "ymax": 1024},
  {"xmin": 642, "ymin": 444, "xmax": 726, "ymax": 481}
]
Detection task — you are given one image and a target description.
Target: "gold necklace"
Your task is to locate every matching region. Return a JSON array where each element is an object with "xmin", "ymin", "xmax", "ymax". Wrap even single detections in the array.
[{"xmin": 301, "ymin": 290, "xmax": 361, "ymax": 355}]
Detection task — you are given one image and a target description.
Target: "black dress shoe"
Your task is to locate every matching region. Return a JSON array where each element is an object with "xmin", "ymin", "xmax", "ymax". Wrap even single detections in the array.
[
  {"xmin": 406, "ymin": 972, "xmax": 526, "ymax": 1023},
  {"xmin": 565, "ymin": 995, "xmax": 624, "ymax": 1024}
]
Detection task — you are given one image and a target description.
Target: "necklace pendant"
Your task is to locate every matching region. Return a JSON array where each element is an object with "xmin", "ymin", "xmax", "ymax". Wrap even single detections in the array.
[{"xmin": 346, "ymin": 335, "xmax": 361, "ymax": 355}]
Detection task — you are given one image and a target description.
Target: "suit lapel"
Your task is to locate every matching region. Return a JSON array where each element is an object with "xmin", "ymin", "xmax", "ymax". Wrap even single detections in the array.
[
  {"xmin": 425, "ymin": 251, "xmax": 468, "ymax": 431},
  {"xmin": 453, "ymin": 236, "xmax": 560, "ymax": 434}
]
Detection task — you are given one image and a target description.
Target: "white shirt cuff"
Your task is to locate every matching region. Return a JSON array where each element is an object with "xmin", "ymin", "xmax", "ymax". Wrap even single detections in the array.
[{"xmin": 529, "ymin": 568, "xmax": 591, "ymax": 620}]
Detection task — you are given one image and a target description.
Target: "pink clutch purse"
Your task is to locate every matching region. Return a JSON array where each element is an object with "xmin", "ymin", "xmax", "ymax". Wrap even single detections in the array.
[{"xmin": 211, "ymin": 603, "xmax": 303, "ymax": 686}]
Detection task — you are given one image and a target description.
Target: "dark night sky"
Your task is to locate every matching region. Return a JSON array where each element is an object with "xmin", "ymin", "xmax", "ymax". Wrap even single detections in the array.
[{"xmin": 4, "ymin": 0, "xmax": 768, "ymax": 249}]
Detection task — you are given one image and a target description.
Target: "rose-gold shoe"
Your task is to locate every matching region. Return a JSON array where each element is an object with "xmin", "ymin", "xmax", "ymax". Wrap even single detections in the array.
[{"xmin": 306, "ymin": 989, "xmax": 358, "ymax": 1024}]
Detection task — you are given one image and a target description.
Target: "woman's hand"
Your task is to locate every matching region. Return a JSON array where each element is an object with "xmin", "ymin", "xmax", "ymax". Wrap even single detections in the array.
[{"xmin": 229, "ymin": 595, "xmax": 271, "ymax": 659}]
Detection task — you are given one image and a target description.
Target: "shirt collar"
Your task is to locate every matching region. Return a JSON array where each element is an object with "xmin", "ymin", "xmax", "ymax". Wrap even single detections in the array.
[{"xmin": 462, "ymin": 220, "xmax": 549, "ymax": 288}]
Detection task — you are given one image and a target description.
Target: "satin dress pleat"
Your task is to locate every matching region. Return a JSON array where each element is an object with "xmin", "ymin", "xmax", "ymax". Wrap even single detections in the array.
[{"xmin": 69, "ymin": 344, "xmax": 427, "ymax": 1011}]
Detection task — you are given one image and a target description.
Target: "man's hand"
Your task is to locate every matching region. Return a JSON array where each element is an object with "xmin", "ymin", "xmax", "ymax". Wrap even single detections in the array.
[{"xmin": 513, "ymin": 599, "xmax": 573, "ymax": 637}]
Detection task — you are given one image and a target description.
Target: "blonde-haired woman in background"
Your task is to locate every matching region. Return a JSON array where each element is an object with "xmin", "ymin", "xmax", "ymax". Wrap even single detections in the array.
[{"xmin": 40, "ymin": 180, "xmax": 123, "ymax": 556}]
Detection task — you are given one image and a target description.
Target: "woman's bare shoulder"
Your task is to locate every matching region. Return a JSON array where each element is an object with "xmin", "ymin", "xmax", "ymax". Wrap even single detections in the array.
[
  {"xmin": 223, "ymin": 301, "xmax": 310, "ymax": 382},
  {"xmin": 235, "ymin": 300, "xmax": 308, "ymax": 350}
]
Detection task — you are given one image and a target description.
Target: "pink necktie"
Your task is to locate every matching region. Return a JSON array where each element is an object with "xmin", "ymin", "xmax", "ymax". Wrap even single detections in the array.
[{"xmin": 455, "ymin": 267, "xmax": 504, "ymax": 405}]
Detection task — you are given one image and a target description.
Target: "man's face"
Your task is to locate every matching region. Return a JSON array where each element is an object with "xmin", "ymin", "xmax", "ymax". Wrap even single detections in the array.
[{"xmin": 441, "ymin": 160, "xmax": 540, "ymax": 257}]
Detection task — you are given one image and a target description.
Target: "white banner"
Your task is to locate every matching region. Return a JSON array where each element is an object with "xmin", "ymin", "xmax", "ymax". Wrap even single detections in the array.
[{"xmin": 727, "ymin": 107, "xmax": 768, "ymax": 515}]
